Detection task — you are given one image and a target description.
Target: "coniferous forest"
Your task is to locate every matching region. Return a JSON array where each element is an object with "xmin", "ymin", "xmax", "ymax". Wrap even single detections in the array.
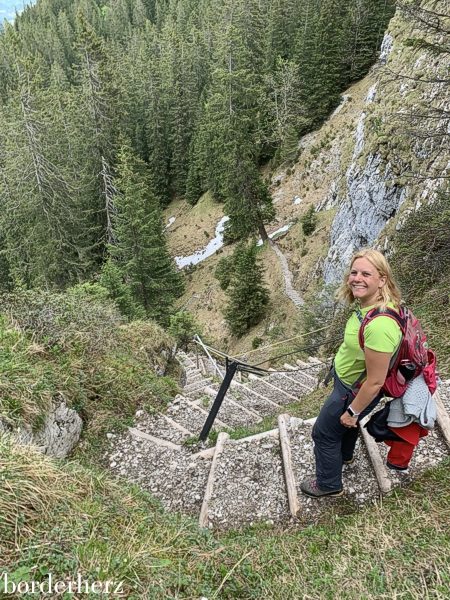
[{"xmin": 0, "ymin": 0, "xmax": 395, "ymax": 322}]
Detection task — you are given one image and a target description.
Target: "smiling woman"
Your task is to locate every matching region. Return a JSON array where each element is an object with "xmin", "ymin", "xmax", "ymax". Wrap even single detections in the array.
[{"xmin": 300, "ymin": 248, "xmax": 403, "ymax": 498}]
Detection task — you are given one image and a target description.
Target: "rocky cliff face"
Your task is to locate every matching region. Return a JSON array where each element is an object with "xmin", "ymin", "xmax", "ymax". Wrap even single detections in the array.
[{"xmin": 322, "ymin": 3, "xmax": 449, "ymax": 283}]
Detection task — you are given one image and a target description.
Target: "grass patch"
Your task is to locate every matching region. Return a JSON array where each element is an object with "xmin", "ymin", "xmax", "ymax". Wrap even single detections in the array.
[
  {"xmin": 2, "ymin": 433, "xmax": 450, "ymax": 598},
  {"xmin": 226, "ymin": 385, "xmax": 330, "ymax": 441},
  {"xmin": 0, "ymin": 290, "xmax": 179, "ymax": 459}
]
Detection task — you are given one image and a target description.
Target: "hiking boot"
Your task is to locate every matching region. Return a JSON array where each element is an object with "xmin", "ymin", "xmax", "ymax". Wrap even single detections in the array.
[
  {"xmin": 300, "ymin": 479, "xmax": 344, "ymax": 498},
  {"xmin": 386, "ymin": 461, "xmax": 409, "ymax": 473},
  {"xmin": 343, "ymin": 456, "xmax": 355, "ymax": 465}
]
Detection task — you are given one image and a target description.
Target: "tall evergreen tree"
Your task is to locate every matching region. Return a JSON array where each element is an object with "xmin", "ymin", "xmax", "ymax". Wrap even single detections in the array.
[
  {"xmin": 220, "ymin": 242, "xmax": 270, "ymax": 337},
  {"xmin": 109, "ymin": 141, "xmax": 184, "ymax": 323},
  {"xmin": 224, "ymin": 137, "xmax": 275, "ymax": 241}
]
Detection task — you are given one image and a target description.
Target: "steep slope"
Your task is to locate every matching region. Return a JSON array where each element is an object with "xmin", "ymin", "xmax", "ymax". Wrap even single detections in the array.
[
  {"xmin": 166, "ymin": 2, "xmax": 449, "ymax": 358},
  {"xmin": 165, "ymin": 76, "xmax": 375, "ymax": 353}
]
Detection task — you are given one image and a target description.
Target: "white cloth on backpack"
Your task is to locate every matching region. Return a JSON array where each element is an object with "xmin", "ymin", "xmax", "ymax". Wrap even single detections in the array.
[{"xmin": 387, "ymin": 374, "xmax": 437, "ymax": 430}]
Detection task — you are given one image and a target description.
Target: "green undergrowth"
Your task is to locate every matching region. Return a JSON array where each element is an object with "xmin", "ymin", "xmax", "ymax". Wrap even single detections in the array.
[
  {"xmin": 0, "ymin": 289, "xmax": 179, "ymax": 457},
  {"xmin": 1, "ymin": 434, "xmax": 449, "ymax": 599},
  {"xmin": 389, "ymin": 193, "xmax": 450, "ymax": 377}
]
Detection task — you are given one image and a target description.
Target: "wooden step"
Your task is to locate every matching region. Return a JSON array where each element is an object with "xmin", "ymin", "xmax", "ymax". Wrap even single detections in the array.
[
  {"xmin": 435, "ymin": 390, "xmax": 450, "ymax": 448},
  {"xmin": 128, "ymin": 427, "xmax": 181, "ymax": 450},
  {"xmin": 359, "ymin": 414, "xmax": 392, "ymax": 494},
  {"xmin": 199, "ymin": 431, "xmax": 229, "ymax": 528},
  {"xmin": 204, "ymin": 435, "xmax": 289, "ymax": 529},
  {"xmin": 278, "ymin": 414, "xmax": 300, "ymax": 518}
]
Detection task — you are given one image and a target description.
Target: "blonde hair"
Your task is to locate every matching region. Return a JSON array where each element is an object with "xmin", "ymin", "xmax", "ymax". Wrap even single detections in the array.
[{"xmin": 337, "ymin": 248, "xmax": 402, "ymax": 309}]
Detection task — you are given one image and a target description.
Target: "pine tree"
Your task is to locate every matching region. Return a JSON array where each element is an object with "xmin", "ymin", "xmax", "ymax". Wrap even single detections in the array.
[
  {"xmin": 109, "ymin": 141, "xmax": 184, "ymax": 323},
  {"xmin": 265, "ymin": 56, "xmax": 303, "ymax": 161},
  {"xmin": 75, "ymin": 11, "xmax": 121, "ymax": 247},
  {"xmin": 0, "ymin": 53, "xmax": 95, "ymax": 288},
  {"xmin": 221, "ymin": 242, "xmax": 270, "ymax": 337},
  {"xmin": 301, "ymin": 205, "xmax": 318, "ymax": 236},
  {"xmin": 99, "ymin": 259, "xmax": 145, "ymax": 320},
  {"xmin": 224, "ymin": 139, "xmax": 275, "ymax": 241}
]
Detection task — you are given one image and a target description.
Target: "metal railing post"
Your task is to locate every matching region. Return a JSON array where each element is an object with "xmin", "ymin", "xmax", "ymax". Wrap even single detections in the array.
[{"xmin": 199, "ymin": 361, "xmax": 238, "ymax": 441}]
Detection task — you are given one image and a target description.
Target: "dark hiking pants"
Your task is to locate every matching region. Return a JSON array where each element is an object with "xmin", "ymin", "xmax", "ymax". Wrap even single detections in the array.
[{"xmin": 312, "ymin": 374, "xmax": 383, "ymax": 491}]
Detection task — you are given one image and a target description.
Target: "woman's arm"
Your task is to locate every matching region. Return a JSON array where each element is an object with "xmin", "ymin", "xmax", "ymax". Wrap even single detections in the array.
[{"xmin": 340, "ymin": 347, "xmax": 392, "ymax": 427}]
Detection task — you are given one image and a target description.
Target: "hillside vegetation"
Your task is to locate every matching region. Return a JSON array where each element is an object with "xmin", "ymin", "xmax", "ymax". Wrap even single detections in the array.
[{"xmin": 0, "ymin": 288, "xmax": 178, "ymax": 449}]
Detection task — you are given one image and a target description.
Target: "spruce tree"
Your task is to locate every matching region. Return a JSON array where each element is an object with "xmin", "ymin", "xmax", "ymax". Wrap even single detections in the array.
[
  {"xmin": 221, "ymin": 243, "xmax": 270, "ymax": 337},
  {"xmin": 109, "ymin": 141, "xmax": 184, "ymax": 324},
  {"xmin": 224, "ymin": 142, "xmax": 275, "ymax": 242}
]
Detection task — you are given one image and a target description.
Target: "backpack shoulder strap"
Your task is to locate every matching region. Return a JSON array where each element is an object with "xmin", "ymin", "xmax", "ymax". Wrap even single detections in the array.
[{"xmin": 358, "ymin": 306, "xmax": 407, "ymax": 350}]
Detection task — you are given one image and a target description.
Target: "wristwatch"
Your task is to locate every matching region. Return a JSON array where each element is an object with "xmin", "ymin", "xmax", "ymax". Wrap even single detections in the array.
[{"xmin": 346, "ymin": 405, "xmax": 360, "ymax": 418}]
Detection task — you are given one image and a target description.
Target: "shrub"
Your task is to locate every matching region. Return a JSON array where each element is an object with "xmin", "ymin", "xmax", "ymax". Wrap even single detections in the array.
[
  {"xmin": 301, "ymin": 205, "xmax": 318, "ymax": 236},
  {"xmin": 168, "ymin": 311, "xmax": 202, "ymax": 350},
  {"xmin": 221, "ymin": 243, "xmax": 270, "ymax": 337},
  {"xmin": 252, "ymin": 336, "xmax": 264, "ymax": 349}
]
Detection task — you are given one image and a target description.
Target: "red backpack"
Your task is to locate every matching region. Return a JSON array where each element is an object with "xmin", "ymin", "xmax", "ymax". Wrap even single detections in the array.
[{"xmin": 357, "ymin": 306, "xmax": 437, "ymax": 398}]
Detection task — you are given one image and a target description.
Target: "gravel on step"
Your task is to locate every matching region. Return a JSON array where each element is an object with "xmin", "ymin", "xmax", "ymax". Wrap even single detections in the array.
[
  {"xmin": 198, "ymin": 395, "xmax": 260, "ymax": 428},
  {"xmin": 229, "ymin": 386, "xmax": 279, "ymax": 416},
  {"xmin": 185, "ymin": 371, "xmax": 204, "ymax": 384},
  {"xmin": 206, "ymin": 437, "xmax": 289, "ymax": 529},
  {"xmin": 306, "ymin": 359, "xmax": 327, "ymax": 376},
  {"xmin": 134, "ymin": 411, "xmax": 191, "ymax": 443},
  {"xmin": 167, "ymin": 397, "xmax": 219, "ymax": 434},
  {"xmin": 248, "ymin": 378, "xmax": 296, "ymax": 404},
  {"xmin": 266, "ymin": 373, "xmax": 312, "ymax": 398},
  {"xmin": 183, "ymin": 379, "xmax": 213, "ymax": 393},
  {"xmin": 106, "ymin": 433, "xmax": 211, "ymax": 516},
  {"xmin": 277, "ymin": 369, "xmax": 317, "ymax": 391}
]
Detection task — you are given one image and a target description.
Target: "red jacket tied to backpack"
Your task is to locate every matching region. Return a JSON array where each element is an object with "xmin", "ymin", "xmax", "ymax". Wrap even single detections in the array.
[{"xmin": 358, "ymin": 306, "xmax": 438, "ymax": 398}]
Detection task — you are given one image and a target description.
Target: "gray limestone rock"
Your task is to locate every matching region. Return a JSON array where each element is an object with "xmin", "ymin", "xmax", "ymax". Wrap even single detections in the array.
[
  {"xmin": 2, "ymin": 401, "xmax": 82, "ymax": 458},
  {"xmin": 323, "ymin": 155, "xmax": 407, "ymax": 284}
]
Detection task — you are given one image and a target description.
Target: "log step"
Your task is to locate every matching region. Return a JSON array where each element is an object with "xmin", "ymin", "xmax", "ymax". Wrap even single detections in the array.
[
  {"xmin": 203, "ymin": 434, "xmax": 289, "ymax": 529},
  {"xmin": 133, "ymin": 412, "xmax": 193, "ymax": 444}
]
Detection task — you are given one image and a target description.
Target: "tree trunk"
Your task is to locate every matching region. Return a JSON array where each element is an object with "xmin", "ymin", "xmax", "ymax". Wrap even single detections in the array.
[{"xmin": 258, "ymin": 223, "xmax": 269, "ymax": 242}]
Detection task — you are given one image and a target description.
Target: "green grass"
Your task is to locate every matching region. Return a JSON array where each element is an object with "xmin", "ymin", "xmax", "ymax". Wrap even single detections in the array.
[
  {"xmin": 1, "ymin": 434, "xmax": 449, "ymax": 599},
  {"xmin": 0, "ymin": 291, "xmax": 179, "ymax": 460}
]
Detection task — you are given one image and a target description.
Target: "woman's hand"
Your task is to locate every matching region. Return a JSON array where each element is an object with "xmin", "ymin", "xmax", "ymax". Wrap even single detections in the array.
[{"xmin": 340, "ymin": 412, "xmax": 358, "ymax": 428}]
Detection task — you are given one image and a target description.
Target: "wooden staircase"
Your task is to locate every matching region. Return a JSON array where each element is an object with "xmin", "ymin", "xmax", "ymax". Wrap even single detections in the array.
[{"xmin": 106, "ymin": 351, "xmax": 450, "ymax": 530}]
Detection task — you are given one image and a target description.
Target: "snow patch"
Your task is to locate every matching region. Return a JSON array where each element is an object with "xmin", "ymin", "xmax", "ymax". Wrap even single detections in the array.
[
  {"xmin": 353, "ymin": 113, "xmax": 366, "ymax": 159},
  {"xmin": 175, "ymin": 216, "xmax": 229, "ymax": 269},
  {"xmin": 379, "ymin": 34, "xmax": 393, "ymax": 64},
  {"xmin": 257, "ymin": 223, "xmax": 293, "ymax": 246},
  {"xmin": 366, "ymin": 84, "xmax": 377, "ymax": 103},
  {"xmin": 293, "ymin": 196, "xmax": 302, "ymax": 205},
  {"xmin": 165, "ymin": 216, "xmax": 176, "ymax": 229}
]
